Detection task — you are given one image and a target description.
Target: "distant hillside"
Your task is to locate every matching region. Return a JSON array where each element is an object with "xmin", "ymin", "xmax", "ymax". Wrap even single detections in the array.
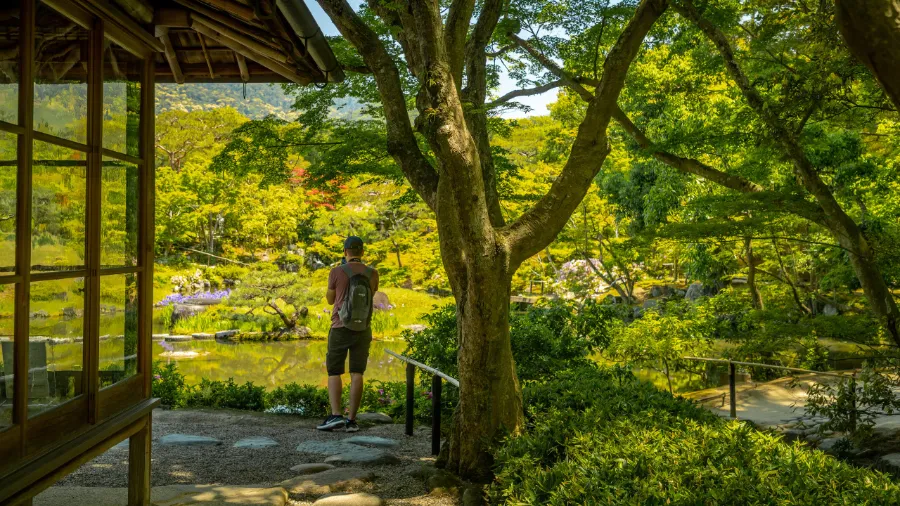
[
  {"xmin": 155, "ymin": 83, "xmax": 365, "ymax": 121},
  {"xmin": 156, "ymin": 83, "xmax": 297, "ymax": 119}
]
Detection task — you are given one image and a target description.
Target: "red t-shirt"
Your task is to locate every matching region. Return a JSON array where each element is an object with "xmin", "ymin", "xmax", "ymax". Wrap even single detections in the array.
[{"xmin": 328, "ymin": 261, "xmax": 379, "ymax": 328}]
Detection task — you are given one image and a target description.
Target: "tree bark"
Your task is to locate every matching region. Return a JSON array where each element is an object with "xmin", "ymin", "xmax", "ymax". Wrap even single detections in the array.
[
  {"xmin": 834, "ymin": 0, "xmax": 900, "ymax": 112},
  {"xmin": 744, "ymin": 237, "xmax": 763, "ymax": 310}
]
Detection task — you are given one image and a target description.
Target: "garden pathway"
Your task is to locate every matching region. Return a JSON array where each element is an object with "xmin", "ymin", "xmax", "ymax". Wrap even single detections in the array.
[{"xmin": 34, "ymin": 409, "xmax": 466, "ymax": 506}]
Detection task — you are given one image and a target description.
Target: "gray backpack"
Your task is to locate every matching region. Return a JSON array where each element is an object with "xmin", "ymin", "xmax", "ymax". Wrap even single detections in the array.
[{"xmin": 338, "ymin": 264, "xmax": 374, "ymax": 331}]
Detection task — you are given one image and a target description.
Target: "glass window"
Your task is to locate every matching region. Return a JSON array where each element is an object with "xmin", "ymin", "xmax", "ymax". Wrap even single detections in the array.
[
  {"xmin": 100, "ymin": 158, "xmax": 138, "ymax": 268},
  {"xmin": 0, "ymin": 283, "xmax": 13, "ymax": 429},
  {"xmin": 32, "ymin": 140, "xmax": 86, "ymax": 273},
  {"xmin": 102, "ymin": 41, "xmax": 142, "ymax": 156},
  {"xmin": 34, "ymin": 3, "xmax": 88, "ymax": 144},
  {"xmin": 0, "ymin": 131, "xmax": 15, "ymax": 273},
  {"xmin": 0, "ymin": 0, "xmax": 19, "ymax": 125},
  {"xmin": 99, "ymin": 274, "xmax": 138, "ymax": 386},
  {"xmin": 28, "ymin": 278, "xmax": 85, "ymax": 417}
]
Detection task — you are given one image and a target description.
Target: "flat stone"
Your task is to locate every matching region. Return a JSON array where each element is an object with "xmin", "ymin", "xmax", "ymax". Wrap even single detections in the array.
[
  {"xmin": 345, "ymin": 436, "xmax": 398, "ymax": 448},
  {"xmin": 159, "ymin": 434, "xmax": 223, "ymax": 446},
  {"xmin": 192, "ymin": 333, "xmax": 215, "ymax": 340},
  {"xmin": 234, "ymin": 436, "xmax": 278, "ymax": 448},
  {"xmin": 313, "ymin": 493, "xmax": 384, "ymax": 506},
  {"xmin": 290, "ymin": 463, "xmax": 336, "ymax": 474},
  {"xmin": 881, "ymin": 453, "xmax": 900, "ymax": 468},
  {"xmin": 166, "ymin": 335, "xmax": 192, "ymax": 342},
  {"xmin": 152, "ymin": 484, "xmax": 288, "ymax": 505},
  {"xmin": 324, "ymin": 451, "xmax": 400, "ymax": 466},
  {"xmin": 355, "ymin": 412, "xmax": 393, "ymax": 424},
  {"xmin": 152, "ymin": 333, "xmax": 170, "ymax": 341},
  {"xmin": 280, "ymin": 468, "xmax": 374, "ymax": 495},
  {"xmin": 817, "ymin": 436, "xmax": 844, "ymax": 452},
  {"xmin": 215, "ymin": 330, "xmax": 239, "ymax": 339}
]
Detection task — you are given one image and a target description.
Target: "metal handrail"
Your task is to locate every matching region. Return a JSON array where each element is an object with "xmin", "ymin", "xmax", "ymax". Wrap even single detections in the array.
[
  {"xmin": 385, "ymin": 349, "xmax": 459, "ymax": 387},
  {"xmin": 681, "ymin": 356, "xmax": 849, "ymax": 378},
  {"xmin": 385, "ymin": 349, "xmax": 458, "ymax": 455}
]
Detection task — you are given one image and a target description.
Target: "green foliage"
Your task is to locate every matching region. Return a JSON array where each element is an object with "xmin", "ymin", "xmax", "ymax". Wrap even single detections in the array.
[
  {"xmin": 182, "ymin": 377, "xmax": 267, "ymax": 411},
  {"xmin": 489, "ymin": 366, "xmax": 900, "ymax": 505},
  {"xmin": 805, "ymin": 364, "xmax": 900, "ymax": 441},
  {"xmin": 152, "ymin": 362, "xmax": 187, "ymax": 408},
  {"xmin": 227, "ymin": 271, "xmax": 323, "ymax": 330},
  {"xmin": 267, "ymin": 383, "xmax": 330, "ymax": 416}
]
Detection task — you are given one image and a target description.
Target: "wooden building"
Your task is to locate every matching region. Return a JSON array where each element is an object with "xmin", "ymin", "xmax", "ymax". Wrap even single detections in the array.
[{"xmin": 0, "ymin": 0, "xmax": 340, "ymax": 503}]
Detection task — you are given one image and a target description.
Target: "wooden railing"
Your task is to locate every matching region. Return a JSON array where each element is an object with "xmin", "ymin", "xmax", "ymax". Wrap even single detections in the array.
[
  {"xmin": 680, "ymin": 356, "xmax": 854, "ymax": 424},
  {"xmin": 385, "ymin": 349, "xmax": 458, "ymax": 456}
]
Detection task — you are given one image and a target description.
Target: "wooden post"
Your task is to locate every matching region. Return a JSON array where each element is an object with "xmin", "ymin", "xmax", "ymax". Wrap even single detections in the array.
[
  {"xmin": 729, "ymin": 362, "xmax": 737, "ymax": 419},
  {"xmin": 405, "ymin": 363, "xmax": 414, "ymax": 436},
  {"xmin": 431, "ymin": 374, "xmax": 441, "ymax": 456},
  {"xmin": 848, "ymin": 374, "xmax": 857, "ymax": 433},
  {"xmin": 128, "ymin": 415, "xmax": 151, "ymax": 505}
]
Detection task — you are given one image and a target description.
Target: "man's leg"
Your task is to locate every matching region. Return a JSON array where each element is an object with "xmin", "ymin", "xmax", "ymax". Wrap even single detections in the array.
[
  {"xmin": 348, "ymin": 373, "xmax": 364, "ymax": 420},
  {"xmin": 328, "ymin": 375, "xmax": 343, "ymax": 416}
]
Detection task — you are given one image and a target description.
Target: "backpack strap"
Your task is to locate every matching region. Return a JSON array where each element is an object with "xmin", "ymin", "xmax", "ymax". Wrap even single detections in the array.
[
  {"xmin": 340, "ymin": 263, "xmax": 355, "ymax": 279},
  {"xmin": 340, "ymin": 263, "xmax": 373, "ymax": 279}
]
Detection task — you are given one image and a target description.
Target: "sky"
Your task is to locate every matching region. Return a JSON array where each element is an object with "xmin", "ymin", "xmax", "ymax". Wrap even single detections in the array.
[{"xmin": 306, "ymin": 2, "xmax": 558, "ymax": 118}]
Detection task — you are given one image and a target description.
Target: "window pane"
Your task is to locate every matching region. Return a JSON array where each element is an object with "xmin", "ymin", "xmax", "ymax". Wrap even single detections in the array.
[
  {"xmin": 0, "ymin": 0, "xmax": 19, "ymax": 124},
  {"xmin": 101, "ymin": 158, "xmax": 138, "ymax": 268},
  {"xmin": 32, "ymin": 140, "xmax": 86, "ymax": 273},
  {"xmin": 99, "ymin": 274, "xmax": 137, "ymax": 386},
  {"xmin": 0, "ymin": 283, "xmax": 14, "ymax": 429},
  {"xmin": 0, "ymin": 131, "xmax": 15, "ymax": 273},
  {"xmin": 28, "ymin": 278, "xmax": 85, "ymax": 418},
  {"xmin": 34, "ymin": 2, "xmax": 88, "ymax": 144},
  {"xmin": 102, "ymin": 41, "xmax": 142, "ymax": 156}
]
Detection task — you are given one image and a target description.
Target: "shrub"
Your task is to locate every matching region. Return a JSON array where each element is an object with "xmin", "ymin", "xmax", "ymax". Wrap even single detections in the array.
[
  {"xmin": 152, "ymin": 362, "xmax": 187, "ymax": 408},
  {"xmin": 267, "ymin": 382, "xmax": 330, "ymax": 416},
  {"xmin": 182, "ymin": 378, "xmax": 267, "ymax": 411},
  {"xmin": 489, "ymin": 366, "xmax": 900, "ymax": 505}
]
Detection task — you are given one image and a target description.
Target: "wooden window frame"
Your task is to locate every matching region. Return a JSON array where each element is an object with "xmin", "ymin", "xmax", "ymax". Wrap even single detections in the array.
[{"xmin": 0, "ymin": 0, "xmax": 155, "ymax": 474}]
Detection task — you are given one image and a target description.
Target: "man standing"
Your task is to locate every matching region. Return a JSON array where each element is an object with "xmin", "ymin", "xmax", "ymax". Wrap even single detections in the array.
[{"xmin": 317, "ymin": 236, "xmax": 379, "ymax": 432}]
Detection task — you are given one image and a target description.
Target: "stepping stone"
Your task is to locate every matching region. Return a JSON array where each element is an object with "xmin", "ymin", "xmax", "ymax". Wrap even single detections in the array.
[
  {"xmin": 290, "ymin": 463, "xmax": 336, "ymax": 474},
  {"xmin": 192, "ymin": 333, "xmax": 214, "ymax": 340},
  {"xmin": 152, "ymin": 333, "xmax": 169, "ymax": 341},
  {"xmin": 296, "ymin": 440, "xmax": 399, "ymax": 465},
  {"xmin": 234, "ymin": 436, "xmax": 278, "ymax": 448},
  {"xmin": 356, "ymin": 413, "xmax": 392, "ymax": 424},
  {"xmin": 280, "ymin": 468, "xmax": 374, "ymax": 495},
  {"xmin": 345, "ymin": 436, "xmax": 398, "ymax": 448},
  {"xmin": 158, "ymin": 434, "xmax": 222, "ymax": 446},
  {"xmin": 324, "ymin": 451, "xmax": 400, "ymax": 466},
  {"xmin": 165, "ymin": 335, "xmax": 192, "ymax": 342},
  {"xmin": 880, "ymin": 453, "xmax": 900, "ymax": 468},
  {"xmin": 215, "ymin": 329, "xmax": 239, "ymax": 339},
  {"xmin": 152, "ymin": 484, "xmax": 288, "ymax": 505},
  {"xmin": 313, "ymin": 493, "xmax": 384, "ymax": 506}
]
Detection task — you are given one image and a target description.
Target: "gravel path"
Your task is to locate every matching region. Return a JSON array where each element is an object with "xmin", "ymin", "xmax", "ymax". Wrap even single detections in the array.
[{"xmin": 53, "ymin": 408, "xmax": 460, "ymax": 505}]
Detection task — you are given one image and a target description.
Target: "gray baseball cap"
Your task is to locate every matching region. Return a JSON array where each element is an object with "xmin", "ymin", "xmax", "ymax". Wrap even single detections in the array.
[{"xmin": 343, "ymin": 236, "xmax": 364, "ymax": 250}]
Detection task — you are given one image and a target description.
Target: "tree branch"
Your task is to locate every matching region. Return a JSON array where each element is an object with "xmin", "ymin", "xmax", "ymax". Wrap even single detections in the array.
[
  {"xmin": 445, "ymin": 0, "xmax": 476, "ymax": 89},
  {"xmin": 504, "ymin": 0, "xmax": 670, "ymax": 266},
  {"xmin": 316, "ymin": 0, "xmax": 439, "ymax": 210},
  {"xmin": 488, "ymin": 80, "xmax": 565, "ymax": 109}
]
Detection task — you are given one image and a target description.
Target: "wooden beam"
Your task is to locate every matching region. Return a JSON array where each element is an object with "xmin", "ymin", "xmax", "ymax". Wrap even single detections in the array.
[
  {"xmin": 235, "ymin": 53, "xmax": 249, "ymax": 82},
  {"xmin": 111, "ymin": 0, "xmax": 153, "ymax": 24},
  {"xmin": 192, "ymin": 14, "xmax": 287, "ymax": 63},
  {"xmin": 152, "ymin": 8, "xmax": 191, "ymax": 28},
  {"xmin": 138, "ymin": 55, "xmax": 155, "ymax": 399},
  {"xmin": 172, "ymin": 0, "xmax": 267, "ymax": 34},
  {"xmin": 71, "ymin": 0, "xmax": 163, "ymax": 54},
  {"xmin": 193, "ymin": 0, "xmax": 257, "ymax": 24},
  {"xmin": 192, "ymin": 22, "xmax": 309, "ymax": 84},
  {"xmin": 198, "ymin": 34, "xmax": 215, "ymax": 79},
  {"xmin": 155, "ymin": 27, "xmax": 184, "ymax": 84},
  {"xmin": 86, "ymin": 17, "xmax": 104, "ymax": 425}
]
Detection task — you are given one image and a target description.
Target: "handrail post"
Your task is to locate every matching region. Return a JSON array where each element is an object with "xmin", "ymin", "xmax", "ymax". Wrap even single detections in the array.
[
  {"xmin": 849, "ymin": 374, "xmax": 857, "ymax": 433},
  {"xmin": 729, "ymin": 361, "xmax": 737, "ymax": 419},
  {"xmin": 432, "ymin": 374, "xmax": 441, "ymax": 456},
  {"xmin": 405, "ymin": 362, "xmax": 414, "ymax": 437}
]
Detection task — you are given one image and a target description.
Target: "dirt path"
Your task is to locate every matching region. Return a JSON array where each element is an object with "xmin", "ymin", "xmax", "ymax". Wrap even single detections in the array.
[{"xmin": 36, "ymin": 408, "xmax": 461, "ymax": 505}]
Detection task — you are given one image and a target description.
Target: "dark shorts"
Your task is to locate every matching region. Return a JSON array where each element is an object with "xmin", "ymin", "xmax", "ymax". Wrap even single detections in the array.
[{"xmin": 326, "ymin": 326, "xmax": 372, "ymax": 376}]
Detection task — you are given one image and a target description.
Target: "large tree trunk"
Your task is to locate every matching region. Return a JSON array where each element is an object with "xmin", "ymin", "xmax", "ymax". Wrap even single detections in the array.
[
  {"xmin": 834, "ymin": 0, "xmax": 900, "ymax": 112},
  {"xmin": 744, "ymin": 237, "xmax": 763, "ymax": 310},
  {"xmin": 446, "ymin": 262, "xmax": 523, "ymax": 480}
]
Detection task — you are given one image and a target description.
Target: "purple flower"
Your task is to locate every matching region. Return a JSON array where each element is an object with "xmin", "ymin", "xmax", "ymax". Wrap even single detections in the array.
[
  {"xmin": 378, "ymin": 389, "xmax": 384, "ymax": 395},
  {"xmin": 153, "ymin": 374, "xmax": 162, "ymax": 380}
]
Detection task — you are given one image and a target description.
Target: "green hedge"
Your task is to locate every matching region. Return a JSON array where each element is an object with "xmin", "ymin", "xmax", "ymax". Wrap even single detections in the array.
[{"xmin": 489, "ymin": 366, "xmax": 900, "ymax": 505}]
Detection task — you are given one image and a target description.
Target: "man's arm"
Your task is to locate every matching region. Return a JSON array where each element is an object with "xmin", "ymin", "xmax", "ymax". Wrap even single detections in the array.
[{"xmin": 326, "ymin": 268, "xmax": 337, "ymax": 305}]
